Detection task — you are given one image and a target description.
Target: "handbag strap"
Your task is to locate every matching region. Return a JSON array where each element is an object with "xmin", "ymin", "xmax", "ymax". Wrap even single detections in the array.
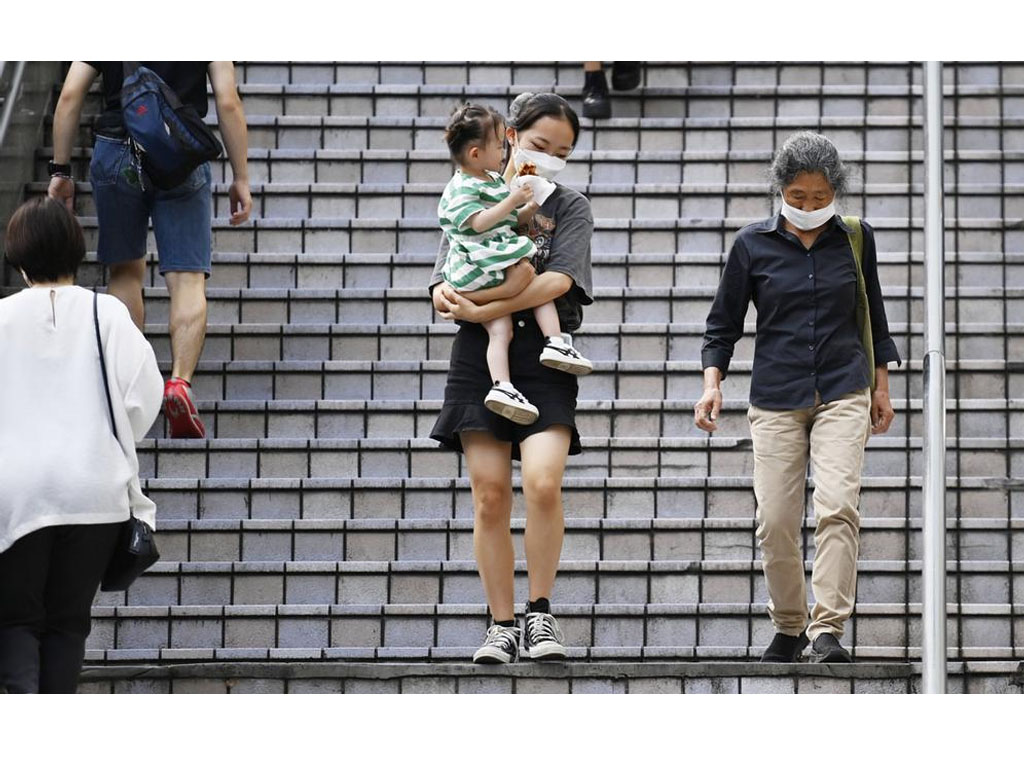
[
  {"xmin": 841, "ymin": 215, "xmax": 876, "ymax": 392},
  {"xmin": 93, "ymin": 290, "xmax": 119, "ymax": 442}
]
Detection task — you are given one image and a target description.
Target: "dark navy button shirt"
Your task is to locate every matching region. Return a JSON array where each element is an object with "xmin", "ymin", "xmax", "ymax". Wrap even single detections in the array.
[{"xmin": 701, "ymin": 213, "xmax": 902, "ymax": 409}]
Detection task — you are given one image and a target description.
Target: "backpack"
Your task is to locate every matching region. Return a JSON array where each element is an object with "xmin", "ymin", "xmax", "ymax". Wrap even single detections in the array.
[
  {"xmin": 119, "ymin": 62, "xmax": 223, "ymax": 191},
  {"xmin": 841, "ymin": 215, "xmax": 875, "ymax": 391}
]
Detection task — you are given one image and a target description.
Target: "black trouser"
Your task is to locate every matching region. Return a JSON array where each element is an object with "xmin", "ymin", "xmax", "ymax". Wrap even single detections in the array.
[{"xmin": 0, "ymin": 522, "xmax": 121, "ymax": 694}]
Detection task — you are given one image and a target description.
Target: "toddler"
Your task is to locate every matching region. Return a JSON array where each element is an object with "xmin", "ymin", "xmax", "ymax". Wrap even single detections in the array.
[{"xmin": 438, "ymin": 104, "xmax": 592, "ymax": 425}]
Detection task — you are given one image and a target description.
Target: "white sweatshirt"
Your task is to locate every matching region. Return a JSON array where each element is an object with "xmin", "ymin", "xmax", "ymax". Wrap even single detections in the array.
[{"xmin": 0, "ymin": 285, "xmax": 164, "ymax": 553}]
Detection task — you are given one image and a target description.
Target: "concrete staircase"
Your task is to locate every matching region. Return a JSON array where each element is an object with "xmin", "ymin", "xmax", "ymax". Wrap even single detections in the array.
[{"xmin": 9, "ymin": 61, "xmax": 1024, "ymax": 693}]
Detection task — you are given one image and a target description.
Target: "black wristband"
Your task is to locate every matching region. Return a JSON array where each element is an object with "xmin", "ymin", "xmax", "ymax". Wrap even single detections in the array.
[{"xmin": 48, "ymin": 160, "xmax": 72, "ymax": 178}]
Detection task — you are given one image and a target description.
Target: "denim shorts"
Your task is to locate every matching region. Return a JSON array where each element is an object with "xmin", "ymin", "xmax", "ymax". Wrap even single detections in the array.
[{"xmin": 89, "ymin": 135, "xmax": 213, "ymax": 275}]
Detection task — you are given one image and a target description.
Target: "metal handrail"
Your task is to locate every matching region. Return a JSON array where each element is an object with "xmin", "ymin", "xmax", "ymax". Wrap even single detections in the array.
[
  {"xmin": 922, "ymin": 60, "xmax": 948, "ymax": 694},
  {"xmin": 0, "ymin": 61, "xmax": 27, "ymax": 150}
]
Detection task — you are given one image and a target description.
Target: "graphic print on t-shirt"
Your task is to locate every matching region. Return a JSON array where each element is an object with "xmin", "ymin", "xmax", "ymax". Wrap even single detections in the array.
[{"xmin": 524, "ymin": 213, "xmax": 557, "ymax": 274}]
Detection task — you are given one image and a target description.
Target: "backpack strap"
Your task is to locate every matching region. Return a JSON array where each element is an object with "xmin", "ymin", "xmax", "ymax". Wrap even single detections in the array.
[
  {"xmin": 122, "ymin": 62, "xmax": 140, "ymax": 80},
  {"xmin": 841, "ymin": 215, "xmax": 876, "ymax": 392}
]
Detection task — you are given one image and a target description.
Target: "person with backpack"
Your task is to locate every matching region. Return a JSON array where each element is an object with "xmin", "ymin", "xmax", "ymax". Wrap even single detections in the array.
[
  {"xmin": 48, "ymin": 61, "xmax": 252, "ymax": 438},
  {"xmin": 694, "ymin": 131, "xmax": 902, "ymax": 664}
]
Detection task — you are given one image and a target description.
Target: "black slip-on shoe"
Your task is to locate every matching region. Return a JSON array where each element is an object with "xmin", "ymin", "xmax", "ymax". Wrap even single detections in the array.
[
  {"xmin": 810, "ymin": 632, "xmax": 854, "ymax": 663},
  {"xmin": 759, "ymin": 630, "xmax": 809, "ymax": 662}
]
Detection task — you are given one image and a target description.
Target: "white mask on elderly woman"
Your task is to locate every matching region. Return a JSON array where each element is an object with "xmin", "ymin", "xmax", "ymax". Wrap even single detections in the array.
[{"xmin": 779, "ymin": 195, "xmax": 836, "ymax": 231}]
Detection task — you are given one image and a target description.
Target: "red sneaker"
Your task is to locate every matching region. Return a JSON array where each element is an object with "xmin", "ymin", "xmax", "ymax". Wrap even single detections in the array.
[{"xmin": 163, "ymin": 377, "xmax": 206, "ymax": 439}]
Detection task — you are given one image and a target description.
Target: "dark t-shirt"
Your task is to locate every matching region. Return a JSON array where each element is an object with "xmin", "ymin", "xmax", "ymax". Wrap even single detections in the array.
[
  {"xmin": 430, "ymin": 184, "xmax": 595, "ymax": 333},
  {"xmin": 84, "ymin": 61, "xmax": 211, "ymax": 138}
]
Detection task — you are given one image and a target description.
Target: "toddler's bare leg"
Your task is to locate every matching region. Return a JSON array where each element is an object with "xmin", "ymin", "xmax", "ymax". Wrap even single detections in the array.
[
  {"xmin": 532, "ymin": 301, "xmax": 562, "ymax": 339},
  {"xmin": 483, "ymin": 315, "xmax": 514, "ymax": 384}
]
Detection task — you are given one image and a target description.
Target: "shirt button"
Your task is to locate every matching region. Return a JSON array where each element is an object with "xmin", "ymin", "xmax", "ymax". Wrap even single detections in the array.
[
  {"xmin": 808, "ymin": 344, "xmax": 815, "ymax": 351},
  {"xmin": 517, "ymin": 320, "xmax": 525, "ymax": 327},
  {"xmin": 808, "ymin": 273, "xmax": 814, "ymax": 279}
]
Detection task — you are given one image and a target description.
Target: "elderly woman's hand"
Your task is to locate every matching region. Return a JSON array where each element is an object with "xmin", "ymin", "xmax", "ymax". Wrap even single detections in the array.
[
  {"xmin": 871, "ymin": 388, "xmax": 895, "ymax": 434},
  {"xmin": 694, "ymin": 387, "xmax": 723, "ymax": 433}
]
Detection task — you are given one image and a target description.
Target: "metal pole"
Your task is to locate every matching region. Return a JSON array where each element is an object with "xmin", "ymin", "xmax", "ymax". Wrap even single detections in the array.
[
  {"xmin": 0, "ymin": 61, "xmax": 26, "ymax": 150},
  {"xmin": 922, "ymin": 60, "xmax": 947, "ymax": 694}
]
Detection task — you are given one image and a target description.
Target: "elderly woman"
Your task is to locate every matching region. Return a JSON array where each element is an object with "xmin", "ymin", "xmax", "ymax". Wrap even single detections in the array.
[
  {"xmin": 694, "ymin": 131, "xmax": 901, "ymax": 663},
  {"xmin": 0, "ymin": 197, "xmax": 163, "ymax": 693}
]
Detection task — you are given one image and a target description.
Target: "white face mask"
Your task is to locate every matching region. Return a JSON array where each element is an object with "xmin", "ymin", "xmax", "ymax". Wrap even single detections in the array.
[
  {"xmin": 514, "ymin": 145, "xmax": 566, "ymax": 181},
  {"xmin": 780, "ymin": 195, "xmax": 836, "ymax": 231}
]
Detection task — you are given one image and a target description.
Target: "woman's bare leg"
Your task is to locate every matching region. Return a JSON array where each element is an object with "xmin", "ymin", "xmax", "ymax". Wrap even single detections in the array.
[
  {"xmin": 518, "ymin": 425, "xmax": 572, "ymax": 602},
  {"xmin": 483, "ymin": 315, "xmax": 513, "ymax": 384},
  {"xmin": 461, "ymin": 431, "xmax": 515, "ymax": 621}
]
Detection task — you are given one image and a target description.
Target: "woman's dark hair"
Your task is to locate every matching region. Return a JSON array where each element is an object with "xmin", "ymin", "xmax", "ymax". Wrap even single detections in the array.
[
  {"xmin": 444, "ymin": 103, "xmax": 504, "ymax": 162},
  {"xmin": 508, "ymin": 92, "xmax": 581, "ymax": 147},
  {"xmin": 769, "ymin": 131, "xmax": 850, "ymax": 197},
  {"xmin": 4, "ymin": 196, "xmax": 85, "ymax": 283}
]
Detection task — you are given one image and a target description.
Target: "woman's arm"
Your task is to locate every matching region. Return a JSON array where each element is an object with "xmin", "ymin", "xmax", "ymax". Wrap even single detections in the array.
[
  {"xmin": 861, "ymin": 221, "xmax": 902, "ymax": 368},
  {"xmin": 437, "ymin": 270, "xmax": 572, "ymax": 324},
  {"xmin": 860, "ymin": 221, "xmax": 899, "ymax": 435},
  {"xmin": 430, "ymin": 262, "xmax": 535, "ymax": 318},
  {"xmin": 460, "ymin": 259, "xmax": 536, "ymax": 304},
  {"xmin": 700, "ymin": 237, "xmax": 753, "ymax": 381}
]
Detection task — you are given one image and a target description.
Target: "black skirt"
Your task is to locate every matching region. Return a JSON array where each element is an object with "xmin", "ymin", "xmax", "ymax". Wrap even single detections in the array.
[{"xmin": 430, "ymin": 315, "xmax": 582, "ymax": 461}]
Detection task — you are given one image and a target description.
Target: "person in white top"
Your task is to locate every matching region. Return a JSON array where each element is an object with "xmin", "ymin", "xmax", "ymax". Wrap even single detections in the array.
[{"xmin": 0, "ymin": 197, "xmax": 163, "ymax": 694}]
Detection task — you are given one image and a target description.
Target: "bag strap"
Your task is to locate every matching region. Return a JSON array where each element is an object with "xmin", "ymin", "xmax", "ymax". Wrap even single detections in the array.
[
  {"xmin": 841, "ymin": 215, "xmax": 876, "ymax": 391},
  {"xmin": 93, "ymin": 290, "xmax": 120, "ymax": 442}
]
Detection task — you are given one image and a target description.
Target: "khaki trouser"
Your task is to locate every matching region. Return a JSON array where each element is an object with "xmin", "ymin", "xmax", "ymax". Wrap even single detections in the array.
[{"xmin": 747, "ymin": 387, "xmax": 871, "ymax": 641}]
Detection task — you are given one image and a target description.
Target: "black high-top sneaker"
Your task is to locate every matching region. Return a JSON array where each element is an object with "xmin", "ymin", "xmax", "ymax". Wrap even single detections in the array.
[
  {"xmin": 472, "ymin": 623, "xmax": 522, "ymax": 664},
  {"xmin": 523, "ymin": 608, "xmax": 567, "ymax": 662}
]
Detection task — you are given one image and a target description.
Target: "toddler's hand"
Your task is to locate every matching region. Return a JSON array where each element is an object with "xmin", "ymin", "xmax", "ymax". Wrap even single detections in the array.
[{"xmin": 512, "ymin": 183, "xmax": 534, "ymax": 207}]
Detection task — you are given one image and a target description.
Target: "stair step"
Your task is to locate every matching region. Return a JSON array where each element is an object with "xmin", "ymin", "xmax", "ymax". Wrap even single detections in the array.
[
  {"xmin": 99, "ymin": 556, "xmax": 1021, "ymax": 609},
  {"xmin": 141, "ymin": 397, "xmax": 1024, "ymax": 442},
  {"xmin": 131, "ymin": 435, "xmax": 1024, "ymax": 481},
  {"xmin": 81, "ymin": 600, "xmax": 1024, "ymax": 658},
  {"xmin": 77, "ymin": 659, "xmax": 1024, "ymax": 694},
  {"xmin": 5, "ymin": 284, "xmax": 1008, "ymax": 327},
  {"xmin": 137, "ymin": 474, "xmax": 1012, "ymax": 524}
]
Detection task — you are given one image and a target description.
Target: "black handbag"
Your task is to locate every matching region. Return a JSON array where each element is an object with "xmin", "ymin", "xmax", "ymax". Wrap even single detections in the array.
[{"xmin": 93, "ymin": 291, "xmax": 160, "ymax": 592}]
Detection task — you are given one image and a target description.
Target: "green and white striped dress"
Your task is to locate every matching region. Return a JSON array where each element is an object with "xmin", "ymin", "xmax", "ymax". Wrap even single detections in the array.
[{"xmin": 438, "ymin": 170, "xmax": 537, "ymax": 291}]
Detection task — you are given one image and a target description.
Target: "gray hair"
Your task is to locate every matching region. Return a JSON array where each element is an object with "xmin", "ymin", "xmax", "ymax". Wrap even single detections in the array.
[{"xmin": 768, "ymin": 131, "xmax": 850, "ymax": 197}]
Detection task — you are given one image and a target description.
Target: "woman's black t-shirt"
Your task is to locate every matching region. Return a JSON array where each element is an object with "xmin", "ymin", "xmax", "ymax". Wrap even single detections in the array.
[
  {"xmin": 84, "ymin": 61, "xmax": 211, "ymax": 139},
  {"xmin": 429, "ymin": 183, "xmax": 595, "ymax": 333}
]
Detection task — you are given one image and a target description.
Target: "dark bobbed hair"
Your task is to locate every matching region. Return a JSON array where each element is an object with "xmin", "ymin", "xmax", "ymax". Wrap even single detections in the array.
[{"xmin": 4, "ymin": 196, "xmax": 85, "ymax": 284}]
